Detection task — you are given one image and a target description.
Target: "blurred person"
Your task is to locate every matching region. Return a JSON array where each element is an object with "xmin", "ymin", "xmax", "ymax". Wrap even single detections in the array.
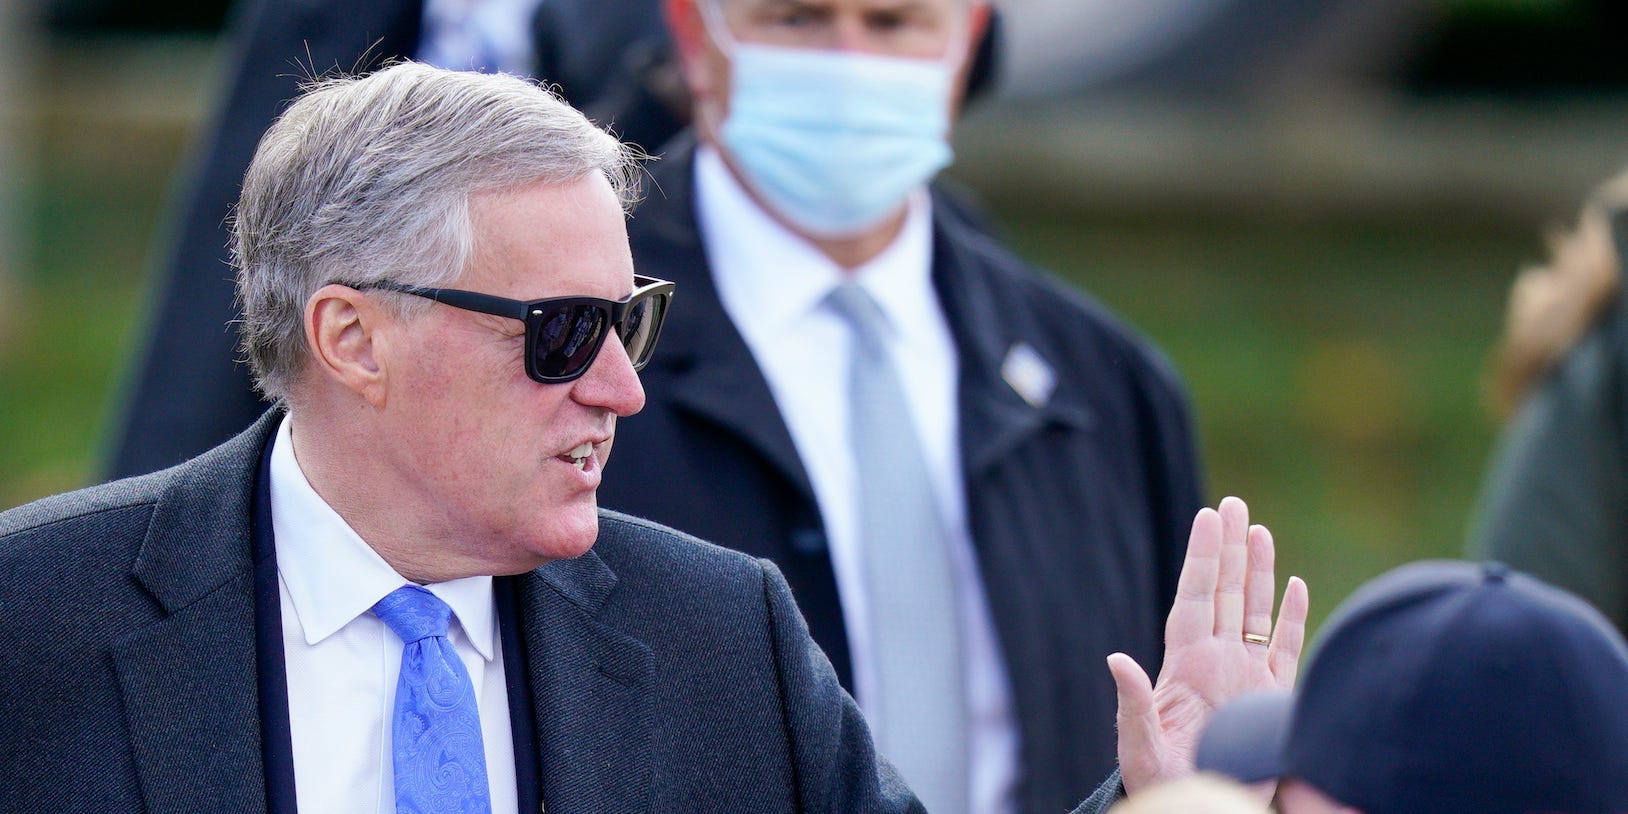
[
  {"xmin": 107, "ymin": 0, "xmax": 548, "ymax": 479},
  {"xmin": 0, "ymin": 61, "xmax": 1308, "ymax": 814},
  {"xmin": 105, "ymin": 0, "xmax": 1000, "ymax": 480},
  {"xmin": 1470, "ymin": 170, "xmax": 1628, "ymax": 631},
  {"xmin": 1105, "ymin": 774, "xmax": 1269, "ymax": 814},
  {"xmin": 1195, "ymin": 560, "xmax": 1628, "ymax": 813},
  {"xmin": 594, "ymin": 1, "xmax": 1208, "ymax": 812}
]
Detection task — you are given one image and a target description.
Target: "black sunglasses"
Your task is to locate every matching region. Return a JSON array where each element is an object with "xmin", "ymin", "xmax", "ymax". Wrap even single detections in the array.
[{"xmin": 352, "ymin": 274, "xmax": 675, "ymax": 383}]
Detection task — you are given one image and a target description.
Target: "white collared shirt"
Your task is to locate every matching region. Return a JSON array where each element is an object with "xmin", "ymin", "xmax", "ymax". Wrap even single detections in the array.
[
  {"xmin": 696, "ymin": 146, "xmax": 1020, "ymax": 814},
  {"xmin": 270, "ymin": 415, "xmax": 518, "ymax": 814}
]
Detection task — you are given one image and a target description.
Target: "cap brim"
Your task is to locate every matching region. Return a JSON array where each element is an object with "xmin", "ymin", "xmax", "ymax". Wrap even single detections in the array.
[{"xmin": 1195, "ymin": 690, "xmax": 1294, "ymax": 783}]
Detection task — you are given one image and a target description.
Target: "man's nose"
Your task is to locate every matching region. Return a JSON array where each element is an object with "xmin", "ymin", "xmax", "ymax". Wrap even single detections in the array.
[
  {"xmin": 831, "ymin": 16, "xmax": 870, "ymax": 52},
  {"xmin": 573, "ymin": 335, "xmax": 646, "ymax": 417}
]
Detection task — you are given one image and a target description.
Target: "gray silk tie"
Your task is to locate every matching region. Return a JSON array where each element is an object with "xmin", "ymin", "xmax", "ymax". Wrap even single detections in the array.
[{"xmin": 828, "ymin": 282, "xmax": 969, "ymax": 814}]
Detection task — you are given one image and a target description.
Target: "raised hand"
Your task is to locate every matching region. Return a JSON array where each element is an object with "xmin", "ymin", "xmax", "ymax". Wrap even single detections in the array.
[{"xmin": 1107, "ymin": 496, "xmax": 1309, "ymax": 793}]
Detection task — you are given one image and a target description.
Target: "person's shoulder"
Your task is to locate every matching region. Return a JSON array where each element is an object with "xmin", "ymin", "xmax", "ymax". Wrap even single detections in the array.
[
  {"xmin": 578, "ymin": 511, "xmax": 796, "ymax": 649},
  {"xmin": 1, "ymin": 412, "xmax": 265, "ymax": 572},
  {"xmin": 0, "ymin": 470, "xmax": 170, "ymax": 544},
  {"xmin": 592, "ymin": 509, "xmax": 772, "ymax": 592},
  {"xmin": 930, "ymin": 190, "xmax": 1132, "ymax": 326},
  {"xmin": 0, "ymin": 470, "xmax": 174, "ymax": 605},
  {"xmin": 595, "ymin": 511, "xmax": 791, "ymax": 612}
]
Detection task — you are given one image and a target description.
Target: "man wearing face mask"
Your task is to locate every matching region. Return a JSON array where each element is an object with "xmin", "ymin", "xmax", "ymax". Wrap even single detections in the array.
[{"xmin": 596, "ymin": 2, "xmax": 1207, "ymax": 814}]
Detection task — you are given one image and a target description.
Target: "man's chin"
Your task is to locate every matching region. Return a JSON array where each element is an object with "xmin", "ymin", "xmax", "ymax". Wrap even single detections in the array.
[{"xmin": 531, "ymin": 506, "xmax": 601, "ymax": 562}]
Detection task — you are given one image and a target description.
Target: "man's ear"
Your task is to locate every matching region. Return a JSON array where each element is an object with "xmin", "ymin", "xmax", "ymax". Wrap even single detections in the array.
[
  {"xmin": 665, "ymin": 0, "xmax": 717, "ymax": 99},
  {"xmin": 950, "ymin": 3, "xmax": 994, "ymax": 114},
  {"xmin": 304, "ymin": 284, "xmax": 391, "ymax": 407},
  {"xmin": 967, "ymin": 1, "xmax": 992, "ymax": 49}
]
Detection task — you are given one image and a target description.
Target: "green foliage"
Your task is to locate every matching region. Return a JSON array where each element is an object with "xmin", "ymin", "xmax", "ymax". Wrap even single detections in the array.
[{"xmin": 0, "ymin": 160, "xmax": 164, "ymax": 508}]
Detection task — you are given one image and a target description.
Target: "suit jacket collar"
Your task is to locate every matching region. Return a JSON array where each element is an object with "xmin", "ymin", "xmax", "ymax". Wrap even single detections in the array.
[
  {"xmin": 129, "ymin": 410, "xmax": 270, "ymax": 614},
  {"xmin": 112, "ymin": 408, "xmax": 658, "ymax": 814}
]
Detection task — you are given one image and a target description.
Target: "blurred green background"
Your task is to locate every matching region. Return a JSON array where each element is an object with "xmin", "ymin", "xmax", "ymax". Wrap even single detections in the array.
[{"xmin": 2, "ymin": 0, "xmax": 1626, "ymax": 635}]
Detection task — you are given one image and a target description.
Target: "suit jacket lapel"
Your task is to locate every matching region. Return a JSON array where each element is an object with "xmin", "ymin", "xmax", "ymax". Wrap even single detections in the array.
[
  {"xmin": 519, "ymin": 550, "xmax": 657, "ymax": 814},
  {"xmin": 115, "ymin": 413, "xmax": 278, "ymax": 814},
  {"xmin": 633, "ymin": 141, "xmax": 817, "ymax": 504},
  {"xmin": 112, "ymin": 579, "xmax": 265, "ymax": 814}
]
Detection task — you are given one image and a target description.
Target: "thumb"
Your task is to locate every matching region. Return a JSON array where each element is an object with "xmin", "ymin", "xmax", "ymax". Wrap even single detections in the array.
[{"xmin": 1107, "ymin": 652, "xmax": 1162, "ymax": 793}]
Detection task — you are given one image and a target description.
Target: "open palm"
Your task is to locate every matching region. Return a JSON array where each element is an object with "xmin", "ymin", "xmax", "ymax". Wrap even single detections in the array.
[{"xmin": 1108, "ymin": 497, "xmax": 1310, "ymax": 792}]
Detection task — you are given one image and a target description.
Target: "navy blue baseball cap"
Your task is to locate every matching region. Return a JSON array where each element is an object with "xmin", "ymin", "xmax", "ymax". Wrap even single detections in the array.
[{"xmin": 1196, "ymin": 560, "xmax": 1628, "ymax": 813}]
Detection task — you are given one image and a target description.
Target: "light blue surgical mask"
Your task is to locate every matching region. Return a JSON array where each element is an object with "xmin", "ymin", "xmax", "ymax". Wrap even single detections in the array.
[{"xmin": 702, "ymin": 8, "xmax": 962, "ymax": 237}]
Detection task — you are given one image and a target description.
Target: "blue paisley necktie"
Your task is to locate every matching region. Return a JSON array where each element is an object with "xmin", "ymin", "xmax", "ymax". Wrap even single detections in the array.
[{"xmin": 373, "ymin": 585, "xmax": 493, "ymax": 814}]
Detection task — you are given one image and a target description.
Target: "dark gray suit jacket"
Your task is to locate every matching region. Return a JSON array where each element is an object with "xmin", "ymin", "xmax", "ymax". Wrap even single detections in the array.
[{"xmin": 0, "ymin": 411, "xmax": 924, "ymax": 813}]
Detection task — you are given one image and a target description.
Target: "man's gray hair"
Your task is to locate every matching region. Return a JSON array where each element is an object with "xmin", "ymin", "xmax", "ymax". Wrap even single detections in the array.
[{"xmin": 232, "ymin": 61, "xmax": 640, "ymax": 401}]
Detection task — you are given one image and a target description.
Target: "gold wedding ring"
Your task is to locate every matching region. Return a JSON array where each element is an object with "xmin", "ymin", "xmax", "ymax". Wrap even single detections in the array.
[{"xmin": 1242, "ymin": 632, "xmax": 1272, "ymax": 646}]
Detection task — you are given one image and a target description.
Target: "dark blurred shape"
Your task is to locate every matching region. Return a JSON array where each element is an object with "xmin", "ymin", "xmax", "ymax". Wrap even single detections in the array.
[
  {"xmin": 531, "ymin": 1, "xmax": 679, "ymax": 153},
  {"xmin": 45, "ymin": 0, "xmax": 229, "ymax": 33},
  {"xmin": 106, "ymin": 0, "xmax": 426, "ymax": 479},
  {"xmin": 1133, "ymin": 0, "xmax": 1430, "ymax": 95},
  {"xmin": 1470, "ymin": 176, "xmax": 1628, "ymax": 633},
  {"xmin": 40, "ymin": 0, "xmax": 1628, "ymax": 97},
  {"xmin": 1407, "ymin": 0, "xmax": 1628, "ymax": 94}
]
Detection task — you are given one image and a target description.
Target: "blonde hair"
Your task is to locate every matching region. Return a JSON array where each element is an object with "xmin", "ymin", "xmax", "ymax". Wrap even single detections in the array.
[
  {"xmin": 1489, "ymin": 169, "xmax": 1628, "ymax": 418},
  {"xmin": 1107, "ymin": 773, "xmax": 1270, "ymax": 814}
]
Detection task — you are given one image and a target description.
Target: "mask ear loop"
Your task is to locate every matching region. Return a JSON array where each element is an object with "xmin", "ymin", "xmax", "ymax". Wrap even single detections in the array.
[
  {"xmin": 937, "ymin": 4, "xmax": 978, "ymax": 72},
  {"xmin": 697, "ymin": 0, "xmax": 740, "ymax": 55}
]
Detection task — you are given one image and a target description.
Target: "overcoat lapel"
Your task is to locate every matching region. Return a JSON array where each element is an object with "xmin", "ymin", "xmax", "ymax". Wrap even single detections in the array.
[
  {"xmin": 930, "ymin": 208, "xmax": 1096, "ymax": 478},
  {"xmin": 518, "ymin": 551, "xmax": 657, "ymax": 814},
  {"xmin": 113, "ymin": 417, "xmax": 273, "ymax": 814}
]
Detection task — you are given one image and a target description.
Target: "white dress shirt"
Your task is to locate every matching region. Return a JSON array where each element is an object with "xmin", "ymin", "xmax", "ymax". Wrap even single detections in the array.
[
  {"xmin": 695, "ymin": 146, "xmax": 1020, "ymax": 814},
  {"xmin": 270, "ymin": 415, "xmax": 519, "ymax": 814}
]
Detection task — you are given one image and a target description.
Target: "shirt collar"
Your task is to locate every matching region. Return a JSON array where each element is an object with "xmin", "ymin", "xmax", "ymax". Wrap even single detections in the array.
[
  {"xmin": 269, "ymin": 414, "xmax": 497, "ymax": 661},
  {"xmin": 695, "ymin": 144, "xmax": 936, "ymax": 348}
]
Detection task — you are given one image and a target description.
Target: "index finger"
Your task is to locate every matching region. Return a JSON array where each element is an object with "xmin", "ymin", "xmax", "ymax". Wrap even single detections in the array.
[{"xmin": 1166, "ymin": 506, "xmax": 1221, "ymax": 646}]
